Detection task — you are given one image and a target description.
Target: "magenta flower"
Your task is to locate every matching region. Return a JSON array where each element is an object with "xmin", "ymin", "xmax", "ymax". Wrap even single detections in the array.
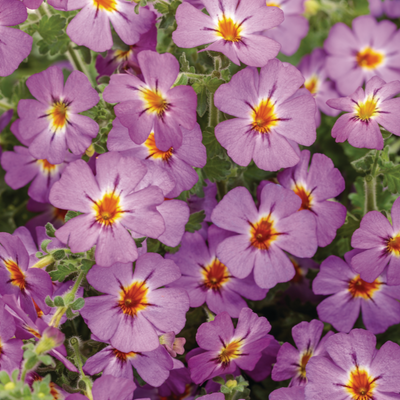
[
  {"xmin": 80, "ymin": 253, "xmax": 189, "ymax": 353},
  {"xmin": 211, "ymin": 183, "xmax": 318, "ymax": 289},
  {"xmin": 95, "ymin": 23, "xmax": 157, "ymax": 81},
  {"xmin": 327, "ymin": 76, "xmax": 400, "ymax": 150},
  {"xmin": 0, "ymin": 232, "xmax": 53, "ymax": 319},
  {"xmin": 172, "ymin": 0, "xmax": 283, "ymax": 67},
  {"xmin": 214, "ymin": 59, "xmax": 316, "ymax": 171},
  {"xmin": 17, "ymin": 66, "xmax": 99, "ymax": 164},
  {"xmin": 0, "ymin": 0, "xmax": 32, "ymax": 77},
  {"xmin": 166, "ymin": 225, "xmax": 267, "ymax": 318},
  {"xmin": 0, "ymin": 298, "xmax": 23, "ymax": 374},
  {"xmin": 277, "ymin": 150, "xmax": 346, "ymax": 247},
  {"xmin": 305, "ymin": 329, "xmax": 400, "ymax": 400},
  {"xmin": 263, "ymin": 0, "xmax": 309, "ymax": 56},
  {"xmin": 83, "ymin": 338, "xmax": 174, "ymax": 387},
  {"xmin": 65, "ymin": 375, "xmax": 136, "ymax": 400},
  {"xmin": 108, "ymin": 118, "xmax": 206, "ymax": 198},
  {"xmin": 188, "ymin": 308, "xmax": 271, "ymax": 384},
  {"xmin": 188, "ymin": 180, "xmax": 217, "ymax": 223},
  {"xmin": 324, "ymin": 15, "xmax": 400, "ymax": 95},
  {"xmin": 369, "ymin": 0, "xmax": 400, "ymax": 18},
  {"xmin": 104, "ymin": 51, "xmax": 197, "ymax": 151},
  {"xmin": 314, "ymin": 251, "xmax": 400, "ymax": 334},
  {"xmin": 66, "ymin": 0, "xmax": 155, "ymax": 52},
  {"xmin": 272, "ymin": 320, "xmax": 333, "ymax": 386},
  {"xmin": 351, "ymin": 196, "xmax": 400, "ymax": 285},
  {"xmin": 49, "ymin": 152, "xmax": 185, "ymax": 267},
  {"xmin": 270, "ymin": 387, "xmax": 305, "ymax": 400},
  {"xmin": 297, "ymin": 48, "xmax": 340, "ymax": 127}
]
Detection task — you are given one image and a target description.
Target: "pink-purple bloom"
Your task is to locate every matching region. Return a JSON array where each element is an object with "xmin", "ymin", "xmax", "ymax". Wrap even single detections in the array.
[
  {"xmin": 173, "ymin": 0, "xmax": 284, "ymax": 67},
  {"xmin": 369, "ymin": 0, "xmax": 400, "ymax": 18},
  {"xmin": 211, "ymin": 183, "xmax": 318, "ymax": 289},
  {"xmin": 297, "ymin": 48, "xmax": 340, "ymax": 127},
  {"xmin": 324, "ymin": 15, "xmax": 400, "ymax": 95},
  {"xmin": 272, "ymin": 320, "xmax": 333, "ymax": 386},
  {"xmin": 108, "ymin": 118, "xmax": 206, "ymax": 198},
  {"xmin": 327, "ymin": 76, "xmax": 400, "ymax": 150},
  {"xmin": 270, "ymin": 387, "xmax": 305, "ymax": 400},
  {"xmin": 103, "ymin": 50, "xmax": 197, "ymax": 151},
  {"xmin": 313, "ymin": 251, "xmax": 400, "ymax": 334},
  {"xmin": 263, "ymin": 0, "xmax": 309, "ymax": 56},
  {"xmin": 17, "ymin": 66, "xmax": 99, "ymax": 164},
  {"xmin": 0, "ymin": 0, "xmax": 32, "ymax": 77},
  {"xmin": 166, "ymin": 226, "xmax": 267, "ymax": 318},
  {"xmin": 277, "ymin": 150, "xmax": 346, "ymax": 247},
  {"xmin": 80, "ymin": 253, "xmax": 189, "ymax": 353},
  {"xmin": 305, "ymin": 329, "xmax": 400, "ymax": 400},
  {"xmin": 351, "ymin": 196, "xmax": 400, "ymax": 285},
  {"xmin": 214, "ymin": 59, "xmax": 316, "ymax": 171},
  {"xmin": 188, "ymin": 307, "xmax": 272, "ymax": 384}
]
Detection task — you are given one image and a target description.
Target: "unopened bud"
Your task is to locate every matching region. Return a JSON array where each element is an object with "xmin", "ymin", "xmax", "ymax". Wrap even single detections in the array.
[
  {"xmin": 31, "ymin": 254, "xmax": 54, "ymax": 269},
  {"xmin": 85, "ymin": 144, "xmax": 95, "ymax": 157},
  {"xmin": 35, "ymin": 327, "xmax": 65, "ymax": 355}
]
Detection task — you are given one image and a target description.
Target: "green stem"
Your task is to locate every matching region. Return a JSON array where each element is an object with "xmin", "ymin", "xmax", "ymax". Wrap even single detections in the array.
[
  {"xmin": 0, "ymin": 101, "xmax": 13, "ymax": 110},
  {"xmin": 208, "ymin": 91, "xmax": 219, "ymax": 128},
  {"xmin": 216, "ymin": 180, "xmax": 227, "ymax": 201},
  {"xmin": 364, "ymin": 150, "xmax": 380, "ymax": 214},
  {"xmin": 70, "ymin": 338, "xmax": 93, "ymax": 400}
]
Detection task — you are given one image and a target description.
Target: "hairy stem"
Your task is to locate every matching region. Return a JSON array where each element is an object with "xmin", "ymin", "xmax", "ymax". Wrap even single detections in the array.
[{"xmin": 364, "ymin": 150, "xmax": 380, "ymax": 214}]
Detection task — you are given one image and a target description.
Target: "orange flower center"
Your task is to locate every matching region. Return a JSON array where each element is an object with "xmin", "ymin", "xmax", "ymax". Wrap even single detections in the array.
[
  {"xmin": 93, "ymin": 0, "xmax": 117, "ymax": 11},
  {"xmin": 355, "ymin": 97, "xmax": 378, "ymax": 121},
  {"xmin": 216, "ymin": 16, "xmax": 242, "ymax": 42},
  {"xmin": 33, "ymin": 299, "xmax": 44, "ymax": 318},
  {"xmin": 144, "ymin": 132, "xmax": 173, "ymax": 161},
  {"xmin": 249, "ymin": 217, "xmax": 280, "ymax": 250},
  {"xmin": 25, "ymin": 325, "xmax": 42, "ymax": 339},
  {"xmin": 251, "ymin": 99, "xmax": 279, "ymax": 134},
  {"xmin": 348, "ymin": 275, "xmax": 381, "ymax": 300},
  {"xmin": 202, "ymin": 259, "xmax": 230, "ymax": 291},
  {"xmin": 299, "ymin": 349, "xmax": 313, "ymax": 378},
  {"xmin": 387, "ymin": 235, "xmax": 400, "ymax": 256},
  {"xmin": 293, "ymin": 185, "xmax": 313, "ymax": 211},
  {"xmin": 114, "ymin": 48, "xmax": 132, "ymax": 61},
  {"xmin": 290, "ymin": 259, "xmax": 304, "ymax": 283},
  {"xmin": 48, "ymin": 101, "xmax": 69, "ymax": 132},
  {"xmin": 356, "ymin": 48, "xmax": 384, "ymax": 70},
  {"xmin": 4, "ymin": 259, "xmax": 26, "ymax": 290},
  {"xmin": 141, "ymin": 88, "xmax": 169, "ymax": 116},
  {"xmin": 118, "ymin": 281, "xmax": 149, "ymax": 318},
  {"xmin": 113, "ymin": 348, "xmax": 137, "ymax": 362},
  {"xmin": 53, "ymin": 208, "xmax": 68, "ymax": 222},
  {"xmin": 37, "ymin": 159, "xmax": 58, "ymax": 174},
  {"xmin": 267, "ymin": 2, "xmax": 281, "ymax": 6},
  {"xmin": 304, "ymin": 75, "xmax": 319, "ymax": 95},
  {"xmin": 345, "ymin": 367, "xmax": 377, "ymax": 400},
  {"xmin": 218, "ymin": 340, "xmax": 242, "ymax": 366},
  {"xmin": 93, "ymin": 192, "xmax": 124, "ymax": 226}
]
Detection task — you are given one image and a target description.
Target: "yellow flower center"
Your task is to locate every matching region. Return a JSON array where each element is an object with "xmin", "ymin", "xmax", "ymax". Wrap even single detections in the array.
[
  {"xmin": 345, "ymin": 367, "xmax": 377, "ymax": 400},
  {"xmin": 47, "ymin": 101, "xmax": 69, "ymax": 132},
  {"xmin": 251, "ymin": 99, "xmax": 279, "ymax": 134},
  {"xmin": 144, "ymin": 132, "xmax": 173, "ymax": 161},
  {"xmin": 118, "ymin": 281, "xmax": 149, "ymax": 318},
  {"xmin": 216, "ymin": 16, "xmax": 242, "ymax": 42},
  {"xmin": 348, "ymin": 275, "xmax": 381, "ymax": 300},
  {"xmin": 299, "ymin": 349, "xmax": 313, "ymax": 379},
  {"xmin": 304, "ymin": 75, "xmax": 319, "ymax": 95},
  {"xmin": 249, "ymin": 217, "xmax": 280, "ymax": 251},
  {"xmin": 218, "ymin": 340, "xmax": 242, "ymax": 366},
  {"xmin": 356, "ymin": 47, "xmax": 384, "ymax": 70},
  {"xmin": 37, "ymin": 159, "xmax": 58, "ymax": 174},
  {"xmin": 93, "ymin": 192, "xmax": 124, "ymax": 226},
  {"xmin": 266, "ymin": 1, "xmax": 280, "ymax": 6},
  {"xmin": 93, "ymin": 0, "xmax": 117, "ymax": 11},
  {"xmin": 387, "ymin": 235, "xmax": 400, "ymax": 256},
  {"xmin": 3, "ymin": 259, "xmax": 26, "ymax": 290},
  {"xmin": 293, "ymin": 185, "xmax": 313, "ymax": 211},
  {"xmin": 113, "ymin": 349, "xmax": 137, "ymax": 362},
  {"xmin": 141, "ymin": 88, "xmax": 169, "ymax": 116},
  {"xmin": 114, "ymin": 48, "xmax": 133, "ymax": 61},
  {"xmin": 201, "ymin": 259, "xmax": 230, "ymax": 291},
  {"xmin": 355, "ymin": 97, "xmax": 379, "ymax": 121},
  {"xmin": 290, "ymin": 259, "xmax": 304, "ymax": 284}
]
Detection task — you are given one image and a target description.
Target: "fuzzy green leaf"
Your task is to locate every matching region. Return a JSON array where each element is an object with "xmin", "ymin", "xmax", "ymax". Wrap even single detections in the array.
[{"xmin": 185, "ymin": 210, "xmax": 206, "ymax": 233}]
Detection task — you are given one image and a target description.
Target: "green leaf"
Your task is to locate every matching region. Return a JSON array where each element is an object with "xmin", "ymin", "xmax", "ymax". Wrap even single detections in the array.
[
  {"xmin": 52, "ymin": 249, "xmax": 66, "ymax": 261},
  {"xmin": 81, "ymin": 259, "xmax": 95, "ymax": 273},
  {"xmin": 40, "ymin": 240, "xmax": 52, "ymax": 254},
  {"xmin": 381, "ymin": 164, "xmax": 400, "ymax": 194},
  {"xmin": 49, "ymin": 264, "xmax": 77, "ymax": 282},
  {"xmin": 45, "ymin": 223, "xmax": 56, "ymax": 238},
  {"xmin": 54, "ymin": 296, "xmax": 65, "ymax": 307},
  {"xmin": 37, "ymin": 15, "xmax": 66, "ymax": 40},
  {"xmin": 45, "ymin": 296, "xmax": 55, "ymax": 308},
  {"xmin": 196, "ymin": 86, "xmax": 208, "ymax": 118},
  {"xmin": 220, "ymin": 68, "xmax": 231, "ymax": 82},
  {"xmin": 38, "ymin": 355, "xmax": 54, "ymax": 366},
  {"xmin": 77, "ymin": 45, "xmax": 91, "ymax": 64},
  {"xmin": 65, "ymin": 210, "xmax": 84, "ymax": 222},
  {"xmin": 70, "ymin": 298, "xmax": 85, "ymax": 311},
  {"xmin": 134, "ymin": 237, "xmax": 146, "ymax": 248},
  {"xmin": 153, "ymin": 1, "xmax": 170, "ymax": 13},
  {"xmin": 162, "ymin": 244, "xmax": 181, "ymax": 254},
  {"xmin": 202, "ymin": 157, "xmax": 231, "ymax": 182},
  {"xmin": 185, "ymin": 210, "xmax": 206, "ymax": 233},
  {"xmin": 202, "ymin": 127, "xmax": 223, "ymax": 158},
  {"xmin": 351, "ymin": 151, "xmax": 375, "ymax": 173},
  {"xmin": 93, "ymin": 143, "xmax": 106, "ymax": 154},
  {"xmin": 179, "ymin": 52, "xmax": 191, "ymax": 72},
  {"xmin": 337, "ymin": 214, "xmax": 360, "ymax": 238},
  {"xmin": 206, "ymin": 78, "xmax": 224, "ymax": 94},
  {"xmin": 173, "ymin": 74, "xmax": 188, "ymax": 87}
]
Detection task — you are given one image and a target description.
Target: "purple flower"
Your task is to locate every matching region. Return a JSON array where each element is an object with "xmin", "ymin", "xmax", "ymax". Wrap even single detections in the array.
[
  {"xmin": 49, "ymin": 152, "xmax": 187, "ymax": 267},
  {"xmin": 17, "ymin": 66, "xmax": 99, "ymax": 164},
  {"xmin": 214, "ymin": 59, "xmax": 316, "ymax": 171},
  {"xmin": 270, "ymin": 387, "xmax": 305, "ymax": 400},
  {"xmin": 103, "ymin": 50, "xmax": 197, "ymax": 151},
  {"xmin": 369, "ymin": 0, "xmax": 400, "ymax": 18},
  {"xmin": 188, "ymin": 308, "xmax": 271, "ymax": 384},
  {"xmin": 324, "ymin": 15, "xmax": 400, "ymax": 95},
  {"xmin": 65, "ymin": 375, "xmax": 136, "ymax": 400},
  {"xmin": 0, "ymin": 298, "xmax": 23, "ymax": 374},
  {"xmin": 1, "ymin": 121, "xmax": 80, "ymax": 203},
  {"xmin": 351, "ymin": 196, "xmax": 400, "ymax": 285},
  {"xmin": 263, "ymin": 0, "xmax": 309, "ymax": 56},
  {"xmin": 327, "ymin": 76, "xmax": 400, "ymax": 150},
  {"xmin": 172, "ymin": 0, "xmax": 283, "ymax": 67},
  {"xmin": 95, "ymin": 24, "xmax": 157, "ymax": 81},
  {"xmin": 297, "ymin": 48, "xmax": 340, "ymax": 127},
  {"xmin": 0, "ymin": 0, "xmax": 32, "ymax": 77},
  {"xmin": 277, "ymin": 150, "xmax": 346, "ymax": 247},
  {"xmin": 80, "ymin": 253, "xmax": 189, "ymax": 353},
  {"xmin": 305, "ymin": 329, "xmax": 400, "ymax": 400},
  {"xmin": 66, "ymin": 0, "xmax": 155, "ymax": 52},
  {"xmin": 83, "ymin": 338, "xmax": 174, "ymax": 387},
  {"xmin": 272, "ymin": 320, "xmax": 333, "ymax": 386},
  {"xmin": 108, "ymin": 118, "xmax": 206, "ymax": 198},
  {"xmin": 159, "ymin": 332, "xmax": 186, "ymax": 358},
  {"xmin": 0, "ymin": 232, "xmax": 53, "ymax": 319},
  {"xmin": 188, "ymin": 180, "xmax": 217, "ymax": 223},
  {"xmin": 211, "ymin": 183, "xmax": 318, "ymax": 289},
  {"xmin": 166, "ymin": 226, "xmax": 267, "ymax": 318},
  {"xmin": 313, "ymin": 251, "xmax": 400, "ymax": 334}
]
